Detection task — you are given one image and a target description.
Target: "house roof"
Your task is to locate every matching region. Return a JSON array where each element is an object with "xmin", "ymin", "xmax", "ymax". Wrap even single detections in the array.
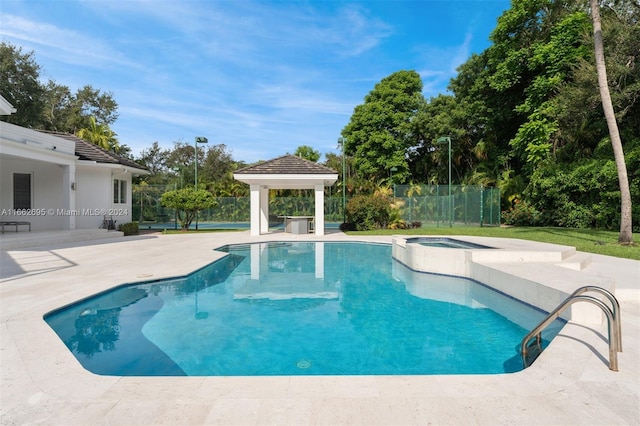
[
  {"xmin": 39, "ymin": 131, "xmax": 148, "ymax": 172},
  {"xmin": 235, "ymin": 154, "xmax": 337, "ymax": 175},
  {"xmin": 0, "ymin": 95, "xmax": 17, "ymax": 115},
  {"xmin": 233, "ymin": 154, "xmax": 338, "ymax": 190}
]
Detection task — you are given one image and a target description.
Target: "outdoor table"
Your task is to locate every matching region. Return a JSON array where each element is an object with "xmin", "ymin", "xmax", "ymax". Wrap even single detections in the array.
[{"xmin": 281, "ymin": 216, "xmax": 314, "ymax": 234}]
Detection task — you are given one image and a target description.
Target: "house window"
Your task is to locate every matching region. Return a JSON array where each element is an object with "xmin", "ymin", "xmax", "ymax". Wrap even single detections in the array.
[
  {"xmin": 13, "ymin": 173, "xmax": 32, "ymax": 210},
  {"xmin": 113, "ymin": 179, "xmax": 126, "ymax": 204}
]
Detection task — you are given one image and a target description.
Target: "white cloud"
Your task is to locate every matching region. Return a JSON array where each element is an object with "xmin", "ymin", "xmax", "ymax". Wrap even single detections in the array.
[
  {"xmin": 0, "ymin": 14, "xmax": 137, "ymax": 70},
  {"xmin": 2, "ymin": 0, "xmax": 508, "ymax": 163}
]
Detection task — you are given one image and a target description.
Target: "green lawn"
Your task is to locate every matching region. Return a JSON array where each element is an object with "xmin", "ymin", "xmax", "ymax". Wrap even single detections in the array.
[
  {"xmin": 159, "ymin": 228, "xmax": 243, "ymax": 234},
  {"xmin": 348, "ymin": 227, "xmax": 640, "ymax": 260}
]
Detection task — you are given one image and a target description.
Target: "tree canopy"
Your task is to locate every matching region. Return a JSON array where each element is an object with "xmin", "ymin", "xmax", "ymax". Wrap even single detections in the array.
[
  {"xmin": 341, "ymin": 70, "xmax": 424, "ymax": 184},
  {"xmin": 1, "ymin": 41, "xmax": 121, "ymax": 152},
  {"xmin": 337, "ymin": 0, "xmax": 638, "ymax": 235}
]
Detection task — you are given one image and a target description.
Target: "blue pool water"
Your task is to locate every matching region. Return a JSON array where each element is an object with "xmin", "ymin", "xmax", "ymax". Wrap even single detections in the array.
[
  {"xmin": 406, "ymin": 237, "xmax": 494, "ymax": 249},
  {"xmin": 44, "ymin": 242, "xmax": 564, "ymax": 376}
]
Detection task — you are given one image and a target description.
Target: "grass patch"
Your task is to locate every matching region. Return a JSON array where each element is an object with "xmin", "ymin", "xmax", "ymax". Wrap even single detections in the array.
[{"xmin": 348, "ymin": 226, "xmax": 640, "ymax": 260}]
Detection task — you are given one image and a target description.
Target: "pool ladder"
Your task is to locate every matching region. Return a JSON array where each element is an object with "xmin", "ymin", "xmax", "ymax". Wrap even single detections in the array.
[{"xmin": 520, "ymin": 286, "xmax": 622, "ymax": 371}]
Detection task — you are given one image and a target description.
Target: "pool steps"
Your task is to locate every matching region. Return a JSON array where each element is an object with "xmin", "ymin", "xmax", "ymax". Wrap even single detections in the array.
[
  {"xmin": 555, "ymin": 252, "xmax": 592, "ymax": 271},
  {"xmin": 392, "ymin": 236, "xmax": 614, "ymax": 325}
]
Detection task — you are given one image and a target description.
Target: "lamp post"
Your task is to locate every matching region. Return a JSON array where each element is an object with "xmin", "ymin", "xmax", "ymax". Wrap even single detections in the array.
[
  {"xmin": 340, "ymin": 137, "xmax": 346, "ymax": 223},
  {"xmin": 194, "ymin": 136, "xmax": 208, "ymax": 230},
  {"xmin": 436, "ymin": 136, "xmax": 452, "ymax": 227},
  {"xmin": 172, "ymin": 166, "xmax": 182, "ymax": 230}
]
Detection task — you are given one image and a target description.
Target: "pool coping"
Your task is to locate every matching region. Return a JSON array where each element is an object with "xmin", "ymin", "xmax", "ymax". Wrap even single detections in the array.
[{"xmin": 1, "ymin": 231, "xmax": 639, "ymax": 425}]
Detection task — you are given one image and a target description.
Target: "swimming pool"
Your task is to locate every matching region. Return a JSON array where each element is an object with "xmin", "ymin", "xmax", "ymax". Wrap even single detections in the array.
[{"xmin": 44, "ymin": 241, "xmax": 564, "ymax": 376}]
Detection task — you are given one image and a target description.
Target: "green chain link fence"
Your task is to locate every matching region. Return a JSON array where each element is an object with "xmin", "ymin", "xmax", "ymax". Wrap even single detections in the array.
[{"xmin": 133, "ymin": 185, "xmax": 500, "ymax": 229}]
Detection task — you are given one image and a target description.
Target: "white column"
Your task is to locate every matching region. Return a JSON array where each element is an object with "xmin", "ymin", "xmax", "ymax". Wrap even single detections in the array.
[
  {"xmin": 62, "ymin": 164, "xmax": 76, "ymax": 230},
  {"xmin": 259, "ymin": 186, "xmax": 269, "ymax": 234},
  {"xmin": 314, "ymin": 184, "xmax": 324, "ymax": 236},
  {"xmin": 250, "ymin": 184, "xmax": 260, "ymax": 236}
]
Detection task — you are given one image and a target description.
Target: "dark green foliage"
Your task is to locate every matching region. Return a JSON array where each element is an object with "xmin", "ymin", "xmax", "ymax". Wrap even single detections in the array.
[
  {"xmin": 293, "ymin": 145, "xmax": 320, "ymax": 162},
  {"xmin": 345, "ymin": 195, "xmax": 391, "ymax": 231},
  {"xmin": 526, "ymin": 139, "xmax": 640, "ymax": 230},
  {"xmin": 117, "ymin": 222, "xmax": 139, "ymax": 236},
  {"xmin": 0, "ymin": 42, "xmax": 45, "ymax": 127},
  {"xmin": 341, "ymin": 70, "xmax": 423, "ymax": 183},
  {"xmin": 160, "ymin": 188, "xmax": 217, "ymax": 230},
  {"xmin": 1, "ymin": 42, "xmax": 121, "ymax": 150},
  {"xmin": 339, "ymin": 222, "xmax": 356, "ymax": 232},
  {"xmin": 502, "ymin": 200, "xmax": 543, "ymax": 226}
]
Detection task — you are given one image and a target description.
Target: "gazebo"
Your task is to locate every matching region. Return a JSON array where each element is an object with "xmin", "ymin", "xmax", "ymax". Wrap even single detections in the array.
[{"xmin": 233, "ymin": 155, "xmax": 338, "ymax": 236}]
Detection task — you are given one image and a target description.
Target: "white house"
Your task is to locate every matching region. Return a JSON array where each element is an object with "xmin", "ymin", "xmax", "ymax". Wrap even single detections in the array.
[{"xmin": 0, "ymin": 97, "xmax": 147, "ymax": 232}]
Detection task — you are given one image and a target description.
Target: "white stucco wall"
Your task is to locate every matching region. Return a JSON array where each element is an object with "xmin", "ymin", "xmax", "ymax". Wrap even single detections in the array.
[
  {"xmin": 74, "ymin": 165, "xmax": 111, "ymax": 229},
  {"xmin": 74, "ymin": 166, "xmax": 134, "ymax": 228},
  {"xmin": 0, "ymin": 157, "xmax": 65, "ymax": 230},
  {"xmin": 1, "ymin": 121, "xmax": 141, "ymax": 231},
  {"xmin": 1, "ymin": 159, "xmax": 136, "ymax": 231}
]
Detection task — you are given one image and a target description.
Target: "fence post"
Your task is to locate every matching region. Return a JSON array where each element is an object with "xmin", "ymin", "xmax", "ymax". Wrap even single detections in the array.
[
  {"xmin": 480, "ymin": 186, "xmax": 484, "ymax": 227},
  {"xmin": 464, "ymin": 188, "xmax": 468, "ymax": 224},
  {"xmin": 436, "ymin": 184, "xmax": 440, "ymax": 228},
  {"xmin": 489, "ymin": 188, "xmax": 494, "ymax": 226}
]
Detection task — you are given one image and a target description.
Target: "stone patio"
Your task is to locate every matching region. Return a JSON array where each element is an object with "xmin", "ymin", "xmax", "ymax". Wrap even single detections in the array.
[{"xmin": 1, "ymin": 230, "xmax": 638, "ymax": 425}]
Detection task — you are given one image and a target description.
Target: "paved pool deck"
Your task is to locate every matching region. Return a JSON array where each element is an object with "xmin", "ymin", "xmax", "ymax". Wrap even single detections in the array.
[{"xmin": 1, "ymin": 230, "xmax": 639, "ymax": 425}]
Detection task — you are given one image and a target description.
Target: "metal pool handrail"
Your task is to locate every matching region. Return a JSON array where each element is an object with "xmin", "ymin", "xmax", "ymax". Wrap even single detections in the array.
[{"xmin": 520, "ymin": 286, "xmax": 622, "ymax": 371}]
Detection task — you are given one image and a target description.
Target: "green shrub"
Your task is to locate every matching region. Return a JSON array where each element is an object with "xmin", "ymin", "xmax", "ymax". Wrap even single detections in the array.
[
  {"xmin": 339, "ymin": 222, "xmax": 356, "ymax": 231},
  {"xmin": 118, "ymin": 222, "xmax": 139, "ymax": 236},
  {"xmin": 555, "ymin": 201, "xmax": 594, "ymax": 228},
  {"xmin": 502, "ymin": 199, "xmax": 542, "ymax": 226},
  {"xmin": 160, "ymin": 188, "xmax": 216, "ymax": 230},
  {"xmin": 345, "ymin": 194, "xmax": 391, "ymax": 231}
]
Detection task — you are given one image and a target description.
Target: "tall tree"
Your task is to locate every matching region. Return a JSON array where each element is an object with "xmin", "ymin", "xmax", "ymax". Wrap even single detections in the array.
[
  {"xmin": 590, "ymin": 0, "xmax": 633, "ymax": 243},
  {"xmin": 201, "ymin": 143, "xmax": 236, "ymax": 183},
  {"xmin": 0, "ymin": 42, "xmax": 45, "ymax": 127},
  {"xmin": 341, "ymin": 70, "xmax": 423, "ymax": 183},
  {"xmin": 293, "ymin": 145, "xmax": 320, "ymax": 162},
  {"xmin": 75, "ymin": 116, "xmax": 118, "ymax": 151},
  {"xmin": 136, "ymin": 141, "xmax": 169, "ymax": 183},
  {"xmin": 43, "ymin": 84, "xmax": 118, "ymax": 132},
  {"xmin": 1, "ymin": 42, "xmax": 119, "ymax": 134}
]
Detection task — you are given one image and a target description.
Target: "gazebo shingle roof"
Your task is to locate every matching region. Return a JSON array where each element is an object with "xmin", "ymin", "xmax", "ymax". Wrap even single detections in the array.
[
  {"xmin": 39, "ymin": 131, "xmax": 147, "ymax": 171},
  {"xmin": 235, "ymin": 154, "xmax": 337, "ymax": 175}
]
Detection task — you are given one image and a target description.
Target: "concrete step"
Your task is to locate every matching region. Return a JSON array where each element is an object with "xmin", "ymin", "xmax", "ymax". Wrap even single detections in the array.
[
  {"xmin": 0, "ymin": 229, "xmax": 124, "ymax": 251},
  {"xmin": 556, "ymin": 252, "xmax": 592, "ymax": 271}
]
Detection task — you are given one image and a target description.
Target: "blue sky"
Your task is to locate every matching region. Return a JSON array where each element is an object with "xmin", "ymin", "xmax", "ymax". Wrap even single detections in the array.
[{"xmin": 1, "ymin": 0, "xmax": 510, "ymax": 163}]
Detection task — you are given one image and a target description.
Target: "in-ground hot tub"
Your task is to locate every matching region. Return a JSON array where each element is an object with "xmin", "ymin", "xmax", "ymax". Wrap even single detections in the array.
[{"xmin": 405, "ymin": 237, "xmax": 495, "ymax": 250}]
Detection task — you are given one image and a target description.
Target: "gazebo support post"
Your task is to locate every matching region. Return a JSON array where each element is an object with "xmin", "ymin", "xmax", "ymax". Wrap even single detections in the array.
[
  {"xmin": 259, "ymin": 186, "xmax": 269, "ymax": 234},
  {"xmin": 250, "ymin": 184, "xmax": 261, "ymax": 236}
]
